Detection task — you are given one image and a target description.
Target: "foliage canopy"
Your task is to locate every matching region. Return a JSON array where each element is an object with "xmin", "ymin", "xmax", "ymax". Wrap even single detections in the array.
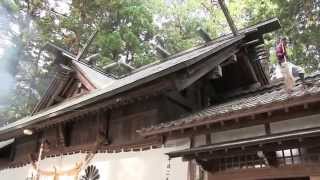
[{"xmin": 0, "ymin": 0, "xmax": 318, "ymax": 124}]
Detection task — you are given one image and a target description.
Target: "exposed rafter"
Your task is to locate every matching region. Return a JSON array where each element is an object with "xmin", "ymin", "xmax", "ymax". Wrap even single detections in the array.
[
  {"xmin": 174, "ymin": 46, "xmax": 239, "ymax": 91},
  {"xmin": 155, "ymin": 45, "xmax": 171, "ymax": 59}
]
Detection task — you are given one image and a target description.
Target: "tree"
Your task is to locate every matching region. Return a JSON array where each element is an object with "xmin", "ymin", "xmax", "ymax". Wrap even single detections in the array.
[
  {"xmin": 36, "ymin": 0, "xmax": 156, "ymax": 67},
  {"xmin": 0, "ymin": 0, "xmax": 158, "ymax": 123},
  {"xmin": 0, "ymin": 0, "xmax": 319, "ymax": 124},
  {"xmin": 0, "ymin": 0, "xmax": 54, "ymax": 123},
  {"xmin": 237, "ymin": 0, "xmax": 320, "ymax": 71}
]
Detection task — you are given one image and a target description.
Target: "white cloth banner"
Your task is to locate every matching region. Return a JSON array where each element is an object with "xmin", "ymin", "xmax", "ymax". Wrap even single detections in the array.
[{"xmin": 0, "ymin": 144, "xmax": 189, "ymax": 180}]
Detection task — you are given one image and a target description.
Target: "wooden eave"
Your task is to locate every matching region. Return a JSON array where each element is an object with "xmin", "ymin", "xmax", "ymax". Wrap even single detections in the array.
[
  {"xmin": 138, "ymin": 78, "xmax": 320, "ymax": 137},
  {"xmin": 32, "ymin": 66, "xmax": 74, "ymax": 114},
  {"xmin": 0, "ymin": 78, "xmax": 175, "ymax": 141},
  {"xmin": 167, "ymin": 127, "xmax": 320, "ymax": 159}
]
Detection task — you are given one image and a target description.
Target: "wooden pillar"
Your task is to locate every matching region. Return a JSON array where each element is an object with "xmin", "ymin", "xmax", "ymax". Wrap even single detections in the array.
[
  {"xmin": 104, "ymin": 109, "xmax": 111, "ymax": 143},
  {"xmin": 57, "ymin": 124, "xmax": 66, "ymax": 147}
]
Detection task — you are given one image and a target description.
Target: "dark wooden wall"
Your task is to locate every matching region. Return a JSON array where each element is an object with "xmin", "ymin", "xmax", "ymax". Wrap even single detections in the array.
[
  {"xmin": 13, "ymin": 135, "xmax": 38, "ymax": 162},
  {"xmin": 212, "ymin": 53, "xmax": 258, "ymax": 94}
]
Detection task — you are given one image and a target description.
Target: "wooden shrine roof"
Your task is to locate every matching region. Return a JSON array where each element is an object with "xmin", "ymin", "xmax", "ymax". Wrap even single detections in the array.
[
  {"xmin": 138, "ymin": 73, "xmax": 320, "ymax": 137},
  {"xmin": 0, "ymin": 36, "xmax": 243, "ymax": 138},
  {"xmin": 0, "ymin": 18, "xmax": 280, "ymax": 140},
  {"xmin": 72, "ymin": 60, "xmax": 114, "ymax": 89}
]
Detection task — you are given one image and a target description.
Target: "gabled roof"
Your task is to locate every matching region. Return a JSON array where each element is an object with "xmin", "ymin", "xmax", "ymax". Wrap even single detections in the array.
[
  {"xmin": 0, "ymin": 18, "xmax": 281, "ymax": 140},
  {"xmin": 138, "ymin": 73, "xmax": 320, "ymax": 137},
  {"xmin": 43, "ymin": 42, "xmax": 115, "ymax": 90},
  {"xmin": 72, "ymin": 60, "xmax": 114, "ymax": 89},
  {"xmin": 32, "ymin": 60, "xmax": 114, "ymax": 114}
]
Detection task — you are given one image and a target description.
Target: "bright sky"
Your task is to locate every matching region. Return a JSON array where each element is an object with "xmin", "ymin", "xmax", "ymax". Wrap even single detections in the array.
[{"xmin": 48, "ymin": 0, "xmax": 71, "ymax": 15}]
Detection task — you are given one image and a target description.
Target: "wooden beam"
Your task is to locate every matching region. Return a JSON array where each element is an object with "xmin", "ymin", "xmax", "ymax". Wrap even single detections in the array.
[
  {"xmin": 217, "ymin": 0, "xmax": 238, "ymax": 36},
  {"xmin": 46, "ymin": 75, "xmax": 70, "ymax": 107},
  {"xmin": 220, "ymin": 54, "xmax": 237, "ymax": 67},
  {"xmin": 207, "ymin": 65, "xmax": 222, "ymax": 80},
  {"xmin": 265, "ymin": 122, "xmax": 271, "ymax": 135},
  {"xmin": 155, "ymin": 45, "xmax": 171, "ymax": 59},
  {"xmin": 75, "ymin": 30, "xmax": 98, "ymax": 60},
  {"xmin": 102, "ymin": 62, "xmax": 117, "ymax": 70},
  {"xmin": 243, "ymin": 39, "xmax": 261, "ymax": 46},
  {"xmin": 175, "ymin": 46, "xmax": 239, "ymax": 91},
  {"xmin": 57, "ymin": 124, "xmax": 66, "ymax": 147},
  {"xmin": 240, "ymin": 52, "xmax": 259, "ymax": 83},
  {"xmin": 197, "ymin": 28, "xmax": 212, "ymax": 42}
]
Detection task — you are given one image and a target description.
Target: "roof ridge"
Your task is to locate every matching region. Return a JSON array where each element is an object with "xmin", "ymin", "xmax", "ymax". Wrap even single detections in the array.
[{"xmin": 74, "ymin": 59, "xmax": 117, "ymax": 79}]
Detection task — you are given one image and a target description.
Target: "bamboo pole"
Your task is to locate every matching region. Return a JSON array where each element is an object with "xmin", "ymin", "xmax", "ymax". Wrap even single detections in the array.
[{"xmin": 34, "ymin": 139, "xmax": 45, "ymax": 180}]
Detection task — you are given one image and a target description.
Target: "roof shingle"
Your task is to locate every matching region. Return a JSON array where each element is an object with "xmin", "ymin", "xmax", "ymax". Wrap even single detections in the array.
[{"xmin": 138, "ymin": 74, "xmax": 320, "ymax": 136}]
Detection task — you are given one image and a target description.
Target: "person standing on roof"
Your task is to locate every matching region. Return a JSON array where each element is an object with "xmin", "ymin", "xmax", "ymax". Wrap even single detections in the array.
[
  {"xmin": 275, "ymin": 37, "xmax": 308, "ymax": 89},
  {"xmin": 276, "ymin": 37, "xmax": 288, "ymax": 66}
]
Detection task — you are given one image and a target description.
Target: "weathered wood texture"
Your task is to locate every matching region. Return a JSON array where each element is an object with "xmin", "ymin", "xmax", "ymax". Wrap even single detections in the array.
[
  {"xmin": 212, "ymin": 52, "xmax": 258, "ymax": 94},
  {"xmin": 68, "ymin": 114, "xmax": 99, "ymax": 146},
  {"xmin": 13, "ymin": 135, "xmax": 38, "ymax": 162},
  {"xmin": 208, "ymin": 165, "xmax": 319, "ymax": 180},
  {"xmin": 109, "ymin": 98, "xmax": 161, "ymax": 144}
]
